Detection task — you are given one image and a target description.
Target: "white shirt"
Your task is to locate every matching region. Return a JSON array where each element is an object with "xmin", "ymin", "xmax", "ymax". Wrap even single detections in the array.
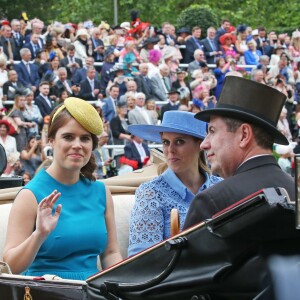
[
  {"xmin": 133, "ymin": 140, "xmax": 147, "ymax": 162},
  {"xmin": 40, "ymin": 94, "xmax": 52, "ymax": 108},
  {"xmin": 0, "ymin": 135, "xmax": 17, "ymax": 157}
]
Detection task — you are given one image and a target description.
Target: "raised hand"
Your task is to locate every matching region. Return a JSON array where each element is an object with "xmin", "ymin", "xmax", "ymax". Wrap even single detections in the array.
[{"xmin": 36, "ymin": 190, "xmax": 62, "ymax": 239}]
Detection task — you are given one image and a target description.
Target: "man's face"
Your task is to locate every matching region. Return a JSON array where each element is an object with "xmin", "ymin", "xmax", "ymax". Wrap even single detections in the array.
[
  {"xmin": 200, "ymin": 116, "xmax": 241, "ymax": 178},
  {"xmin": 32, "ymin": 23, "xmax": 43, "ymax": 34},
  {"xmin": 87, "ymin": 69, "xmax": 96, "ymax": 80},
  {"xmin": 31, "ymin": 34, "xmax": 39, "ymax": 44},
  {"xmin": 58, "ymin": 70, "xmax": 67, "ymax": 82},
  {"xmin": 195, "ymin": 51, "xmax": 205, "ymax": 62},
  {"xmin": 127, "ymin": 81, "xmax": 137, "ymax": 92},
  {"xmin": 85, "ymin": 57, "xmax": 94, "ymax": 67},
  {"xmin": 279, "ymin": 59, "xmax": 287, "ymax": 69},
  {"xmin": 12, "ymin": 21, "xmax": 21, "ymax": 32},
  {"xmin": 163, "ymin": 24, "xmax": 170, "ymax": 34},
  {"xmin": 168, "ymin": 92, "xmax": 179, "ymax": 103},
  {"xmin": 160, "ymin": 66, "xmax": 170, "ymax": 77},
  {"xmin": 223, "ymin": 22, "xmax": 231, "ymax": 31},
  {"xmin": 254, "ymin": 71, "xmax": 264, "ymax": 83},
  {"xmin": 39, "ymin": 84, "xmax": 50, "ymax": 96},
  {"xmin": 136, "ymin": 95, "xmax": 145, "ymax": 107},
  {"xmin": 22, "ymin": 52, "xmax": 31, "ymax": 62},
  {"xmin": 110, "ymin": 87, "xmax": 119, "ymax": 99},
  {"xmin": 9, "ymin": 71, "xmax": 18, "ymax": 82},
  {"xmin": 68, "ymin": 48, "xmax": 75, "ymax": 57},
  {"xmin": 207, "ymin": 29, "xmax": 216, "ymax": 39},
  {"xmin": 193, "ymin": 29, "xmax": 201, "ymax": 39},
  {"xmin": 139, "ymin": 64, "xmax": 149, "ymax": 76},
  {"xmin": 259, "ymin": 30, "xmax": 266, "ymax": 38},
  {"xmin": 3, "ymin": 26, "xmax": 12, "ymax": 38}
]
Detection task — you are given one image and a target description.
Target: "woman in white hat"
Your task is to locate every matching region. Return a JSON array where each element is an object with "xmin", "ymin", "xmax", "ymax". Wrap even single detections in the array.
[
  {"xmin": 3, "ymin": 97, "xmax": 122, "ymax": 280},
  {"xmin": 74, "ymin": 28, "xmax": 91, "ymax": 62},
  {"xmin": 127, "ymin": 111, "xmax": 222, "ymax": 256}
]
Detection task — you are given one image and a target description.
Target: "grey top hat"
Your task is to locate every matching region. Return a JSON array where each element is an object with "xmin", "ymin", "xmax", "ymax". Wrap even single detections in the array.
[
  {"xmin": 128, "ymin": 111, "xmax": 207, "ymax": 143},
  {"xmin": 195, "ymin": 76, "xmax": 288, "ymax": 145}
]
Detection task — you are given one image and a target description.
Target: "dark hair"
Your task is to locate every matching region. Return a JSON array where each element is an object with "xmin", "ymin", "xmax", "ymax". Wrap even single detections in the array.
[
  {"xmin": 109, "ymin": 84, "xmax": 119, "ymax": 91},
  {"xmin": 48, "ymin": 105, "xmax": 98, "ymax": 181},
  {"xmin": 157, "ymin": 136, "xmax": 209, "ymax": 175},
  {"xmin": 24, "ymin": 135, "xmax": 40, "ymax": 154},
  {"xmin": 221, "ymin": 19, "xmax": 230, "ymax": 24},
  {"xmin": 222, "ymin": 117, "xmax": 273, "ymax": 149},
  {"xmin": 216, "ymin": 57, "xmax": 225, "ymax": 68},
  {"xmin": 192, "ymin": 26, "xmax": 201, "ymax": 32}
]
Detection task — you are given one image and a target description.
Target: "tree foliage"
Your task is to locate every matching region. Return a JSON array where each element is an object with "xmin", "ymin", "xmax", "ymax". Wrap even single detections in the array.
[
  {"xmin": 177, "ymin": 5, "xmax": 218, "ymax": 37},
  {"xmin": 1, "ymin": 0, "xmax": 299, "ymax": 34}
]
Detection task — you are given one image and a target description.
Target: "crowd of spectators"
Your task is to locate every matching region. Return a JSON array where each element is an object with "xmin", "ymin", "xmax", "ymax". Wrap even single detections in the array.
[{"xmin": 0, "ymin": 15, "xmax": 300, "ymax": 180}]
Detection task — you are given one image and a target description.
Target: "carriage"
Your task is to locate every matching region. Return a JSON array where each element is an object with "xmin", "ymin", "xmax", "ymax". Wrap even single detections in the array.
[{"xmin": 1, "ymin": 145, "xmax": 300, "ymax": 300}]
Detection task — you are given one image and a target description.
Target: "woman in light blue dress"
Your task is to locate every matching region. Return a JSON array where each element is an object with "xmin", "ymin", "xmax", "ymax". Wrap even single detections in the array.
[
  {"xmin": 3, "ymin": 97, "xmax": 122, "ymax": 280},
  {"xmin": 127, "ymin": 111, "xmax": 222, "ymax": 256}
]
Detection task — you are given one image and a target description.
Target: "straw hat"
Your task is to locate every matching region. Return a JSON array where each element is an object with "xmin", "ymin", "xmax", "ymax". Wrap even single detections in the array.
[{"xmin": 52, "ymin": 97, "xmax": 103, "ymax": 135}]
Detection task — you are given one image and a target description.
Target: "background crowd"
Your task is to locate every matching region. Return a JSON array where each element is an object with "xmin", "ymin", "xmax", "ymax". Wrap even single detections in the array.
[{"xmin": 0, "ymin": 15, "xmax": 299, "ymax": 182}]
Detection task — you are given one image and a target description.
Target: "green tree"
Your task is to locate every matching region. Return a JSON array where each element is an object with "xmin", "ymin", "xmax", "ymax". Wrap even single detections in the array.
[{"xmin": 177, "ymin": 5, "xmax": 218, "ymax": 38}]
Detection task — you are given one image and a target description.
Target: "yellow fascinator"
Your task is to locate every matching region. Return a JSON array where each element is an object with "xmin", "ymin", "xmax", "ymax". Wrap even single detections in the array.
[{"xmin": 52, "ymin": 97, "xmax": 103, "ymax": 135}]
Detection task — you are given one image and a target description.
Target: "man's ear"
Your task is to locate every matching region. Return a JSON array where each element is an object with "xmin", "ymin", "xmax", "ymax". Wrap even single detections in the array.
[{"xmin": 239, "ymin": 123, "xmax": 253, "ymax": 148}]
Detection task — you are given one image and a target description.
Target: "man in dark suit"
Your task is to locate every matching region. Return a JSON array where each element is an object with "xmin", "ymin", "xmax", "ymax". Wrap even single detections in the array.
[
  {"xmin": 22, "ymin": 33, "xmax": 43, "ymax": 59},
  {"xmin": 134, "ymin": 63, "xmax": 155, "ymax": 100},
  {"xmin": 214, "ymin": 19, "xmax": 231, "ymax": 51},
  {"xmin": 14, "ymin": 48, "xmax": 40, "ymax": 94},
  {"xmin": 201, "ymin": 27, "xmax": 223, "ymax": 65},
  {"xmin": 73, "ymin": 56, "xmax": 98, "ymax": 86},
  {"xmin": 89, "ymin": 28, "xmax": 104, "ymax": 69},
  {"xmin": 59, "ymin": 44, "xmax": 83, "ymax": 82},
  {"xmin": 124, "ymin": 135, "xmax": 151, "ymax": 170},
  {"xmin": 2, "ymin": 69, "xmax": 25, "ymax": 100},
  {"xmin": 184, "ymin": 76, "xmax": 294, "ymax": 229},
  {"xmin": 78, "ymin": 66, "xmax": 101, "ymax": 100},
  {"xmin": 54, "ymin": 67, "xmax": 80, "ymax": 97},
  {"xmin": 34, "ymin": 81, "xmax": 54, "ymax": 117},
  {"xmin": 11, "ymin": 19, "xmax": 24, "ymax": 61},
  {"xmin": 102, "ymin": 85, "xmax": 120, "ymax": 122},
  {"xmin": 0, "ymin": 25, "xmax": 17, "ymax": 62},
  {"xmin": 184, "ymin": 26, "xmax": 203, "ymax": 63},
  {"xmin": 160, "ymin": 88, "xmax": 180, "ymax": 120}
]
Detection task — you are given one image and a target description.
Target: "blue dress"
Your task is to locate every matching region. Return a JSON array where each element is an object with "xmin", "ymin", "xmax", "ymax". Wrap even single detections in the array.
[
  {"xmin": 23, "ymin": 168, "xmax": 107, "ymax": 280},
  {"xmin": 128, "ymin": 168, "xmax": 222, "ymax": 256}
]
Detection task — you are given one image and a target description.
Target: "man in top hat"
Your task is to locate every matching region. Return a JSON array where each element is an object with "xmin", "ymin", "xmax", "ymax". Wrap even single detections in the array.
[
  {"xmin": 184, "ymin": 76, "xmax": 294, "ymax": 229},
  {"xmin": 160, "ymin": 88, "xmax": 180, "ymax": 120}
]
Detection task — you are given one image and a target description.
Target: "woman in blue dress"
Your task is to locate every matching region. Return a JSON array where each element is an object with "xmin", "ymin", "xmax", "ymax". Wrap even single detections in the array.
[
  {"xmin": 127, "ymin": 111, "xmax": 222, "ymax": 256},
  {"xmin": 3, "ymin": 97, "xmax": 122, "ymax": 280}
]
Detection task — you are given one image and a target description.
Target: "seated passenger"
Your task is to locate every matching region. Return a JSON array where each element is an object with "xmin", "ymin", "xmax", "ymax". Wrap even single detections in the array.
[
  {"xmin": 127, "ymin": 111, "xmax": 222, "ymax": 256},
  {"xmin": 3, "ymin": 97, "xmax": 122, "ymax": 280}
]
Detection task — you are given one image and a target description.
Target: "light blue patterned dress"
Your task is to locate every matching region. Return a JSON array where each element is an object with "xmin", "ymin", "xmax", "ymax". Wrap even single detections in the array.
[{"xmin": 128, "ymin": 168, "xmax": 222, "ymax": 256}]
